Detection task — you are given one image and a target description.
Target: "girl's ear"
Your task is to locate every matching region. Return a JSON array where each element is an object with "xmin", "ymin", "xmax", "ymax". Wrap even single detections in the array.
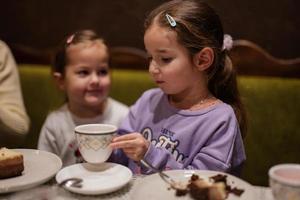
[
  {"xmin": 53, "ymin": 72, "xmax": 65, "ymax": 90},
  {"xmin": 193, "ymin": 47, "xmax": 214, "ymax": 71}
]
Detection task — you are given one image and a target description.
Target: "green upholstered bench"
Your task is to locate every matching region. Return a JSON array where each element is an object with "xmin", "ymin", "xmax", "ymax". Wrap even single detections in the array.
[
  {"xmin": 237, "ymin": 76, "xmax": 300, "ymax": 185},
  {"xmin": 17, "ymin": 64, "xmax": 300, "ymax": 186}
]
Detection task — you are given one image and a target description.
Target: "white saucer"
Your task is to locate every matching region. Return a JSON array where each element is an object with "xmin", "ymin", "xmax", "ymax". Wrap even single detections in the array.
[{"xmin": 55, "ymin": 162, "xmax": 132, "ymax": 195}]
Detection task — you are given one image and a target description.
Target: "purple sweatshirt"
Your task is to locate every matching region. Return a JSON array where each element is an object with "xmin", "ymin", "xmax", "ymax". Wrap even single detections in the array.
[{"xmin": 112, "ymin": 88, "xmax": 245, "ymax": 175}]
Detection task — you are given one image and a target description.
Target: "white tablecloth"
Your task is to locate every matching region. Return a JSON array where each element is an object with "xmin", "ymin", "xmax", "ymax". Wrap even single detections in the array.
[
  {"xmin": 0, "ymin": 177, "xmax": 274, "ymax": 200},
  {"xmin": 254, "ymin": 186, "xmax": 273, "ymax": 200}
]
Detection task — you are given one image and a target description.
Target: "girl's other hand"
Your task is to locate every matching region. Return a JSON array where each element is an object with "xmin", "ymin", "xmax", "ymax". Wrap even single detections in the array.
[{"xmin": 109, "ymin": 133, "xmax": 150, "ymax": 161}]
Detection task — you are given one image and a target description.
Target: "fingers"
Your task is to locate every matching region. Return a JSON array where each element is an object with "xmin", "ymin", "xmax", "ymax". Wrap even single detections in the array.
[
  {"xmin": 110, "ymin": 140, "xmax": 135, "ymax": 149},
  {"xmin": 122, "ymin": 147, "xmax": 136, "ymax": 154},
  {"xmin": 112, "ymin": 132, "xmax": 140, "ymax": 142},
  {"xmin": 109, "ymin": 132, "xmax": 150, "ymax": 161},
  {"xmin": 124, "ymin": 148, "xmax": 145, "ymax": 161},
  {"xmin": 110, "ymin": 132, "xmax": 144, "ymax": 149}
]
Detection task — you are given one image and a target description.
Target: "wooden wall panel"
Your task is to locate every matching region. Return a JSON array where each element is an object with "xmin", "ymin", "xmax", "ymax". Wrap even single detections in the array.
[{"xmin": 0, "ymin": 0, "xmax": 298, "ymax": 61}]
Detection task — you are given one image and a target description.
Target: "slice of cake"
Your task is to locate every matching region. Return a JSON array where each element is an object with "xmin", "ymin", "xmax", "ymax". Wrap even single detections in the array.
[
  {"xmin": 189, "ymin": 174, "xmax": 227, "ymax": 200},
  {"xmin": 175, "ymin": 174, "xmax": 244, "ymax": 200},
  {"xmin": 0, "ymin": 148, "xmax": 24, "ymax": 179}
]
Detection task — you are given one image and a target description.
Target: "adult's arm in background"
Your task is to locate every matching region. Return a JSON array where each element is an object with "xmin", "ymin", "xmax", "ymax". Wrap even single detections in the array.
[{"xmin": 0, "ymin": 40, "xmax": 30, "ymax": 146}]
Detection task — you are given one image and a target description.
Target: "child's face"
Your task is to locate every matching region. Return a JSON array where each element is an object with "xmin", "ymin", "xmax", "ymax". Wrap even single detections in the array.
[
  {"xmin": 144, "ymin": 24, "xmax": 203, "ymax": 96},
  {"xmin": 60, "ymin": 42, "xmax": 111, "ymax": 112}
]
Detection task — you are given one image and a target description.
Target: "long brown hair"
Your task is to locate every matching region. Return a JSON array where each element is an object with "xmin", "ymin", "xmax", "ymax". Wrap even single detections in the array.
[{"xmin": 144, "ymin": 0, "xmax": 247, "ymax": 138}]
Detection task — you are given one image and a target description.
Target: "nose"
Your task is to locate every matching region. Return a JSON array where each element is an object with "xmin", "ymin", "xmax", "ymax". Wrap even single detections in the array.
[
  {"xmin": 148, "ymin": 61, "xmax": 160, "ymax": 74},
  {"xmin": 90, "ymin": 72, "xmax": 100, "ymax": 85}
]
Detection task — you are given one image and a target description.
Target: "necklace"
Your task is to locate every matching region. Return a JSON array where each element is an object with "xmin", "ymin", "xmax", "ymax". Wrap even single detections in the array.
[
  {"xmin": 169, "ymin": 93, "xmax": 217, "ymax": 110},
  {"xmin": 190, "ymin": 95, "xmax": 218, "ymax": 110}
]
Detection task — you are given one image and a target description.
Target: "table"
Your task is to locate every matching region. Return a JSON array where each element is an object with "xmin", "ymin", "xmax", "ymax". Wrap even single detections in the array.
[
  {"xmin": 255, "ymin": 186, "xmax": 274, "ymax": 200},
  {"xmin": 0, "ymin": 177, "xmax": 274, "ymax": 200}
]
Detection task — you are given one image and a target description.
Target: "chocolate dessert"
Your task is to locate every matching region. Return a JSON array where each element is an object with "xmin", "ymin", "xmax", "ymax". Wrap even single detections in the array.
[{"xmin": 174, "ymin": 174, "xmax": 244, "ymax": 200}]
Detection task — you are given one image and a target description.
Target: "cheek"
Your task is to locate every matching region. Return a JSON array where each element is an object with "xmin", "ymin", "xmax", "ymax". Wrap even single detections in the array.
[
  {"xmin": 65, "ymin": 82, "xmax": 84, "ymax": 97},
  {"xmin": 101, "ymin": 77, "xmax": 111, "ymax": 90},
  {"xmin": 67, "ymin": 74, "xmax": 88, "ymax": 88},
  {"xmin": 163, "ymin": 67, "xmax": 181, "ymax": 81}
]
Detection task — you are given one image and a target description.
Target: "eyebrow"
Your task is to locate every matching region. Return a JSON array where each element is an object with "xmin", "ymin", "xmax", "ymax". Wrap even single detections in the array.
[
  {"xmin": 155, "ymin": 48, "xmax": 173, "ymax": 53},
  {"xmin": 145, "ymin": 47, "xmax": 174, "ymax": 55}
]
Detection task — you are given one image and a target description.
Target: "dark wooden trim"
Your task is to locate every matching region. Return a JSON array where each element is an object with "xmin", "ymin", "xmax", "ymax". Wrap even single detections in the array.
[
  {"xmin": 110, "ymin": 46, "xmax": 148, "ymax": 70},
  {"xmin": 8, "ymin": 40, "xmax": 300, "ymax": 78},
  {"xmin": 9, "ymin": 43, "xmax": 54, "ymax": 65},
  {"xmin": 229, "ymin": 40, "xmax": 300, "ymax": 78}
]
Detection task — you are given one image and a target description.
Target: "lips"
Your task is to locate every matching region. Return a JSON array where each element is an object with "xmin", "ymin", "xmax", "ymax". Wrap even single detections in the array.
[
  {"xmin": 155, "ymin": 80, "xmax": 165, "ymax": 84},
  {"xmin": 87, "ymin": 90, "xmax": 103, "ymax": 95}
]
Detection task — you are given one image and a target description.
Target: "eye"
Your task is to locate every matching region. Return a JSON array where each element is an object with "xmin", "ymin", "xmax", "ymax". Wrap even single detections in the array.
[
  {"xmin": 161, "ymin": 57, "xmax": 172, "ymax": 63},
  {"xmin": 98, "ymin": 68, "xmax": 108, "ymax": 76},
  {"xmin": 77, "ymin": 70, "xmax": 89, "ymax": 76}
]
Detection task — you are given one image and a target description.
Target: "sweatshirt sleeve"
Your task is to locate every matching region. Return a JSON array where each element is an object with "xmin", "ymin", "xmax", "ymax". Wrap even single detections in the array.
[
  {"xmin": 142, "ymin": 116, "xmax": 245, "ymax": 174},
  {"xmin": 0, "ymin": 41, "xmax": 30, "ymax": 135}
]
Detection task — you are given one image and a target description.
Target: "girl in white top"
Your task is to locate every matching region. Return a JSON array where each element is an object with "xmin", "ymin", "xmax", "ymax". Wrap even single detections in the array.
[{"xmin": 38, "ymin": 30, "xmax": 128, "ymax": 166}]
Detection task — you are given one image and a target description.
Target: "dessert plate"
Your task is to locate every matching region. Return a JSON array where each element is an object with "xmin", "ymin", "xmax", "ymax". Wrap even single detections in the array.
[
  {"xmin": 131, "ymin": 170, "xmax": 257, "ymax": 200},
  {"xmin": 0, "ymin": 149, "xmax": 62, "ymax": 193},
  {"xmin": 55, "ymin": 162, "xmax": 132, "ymax": 195}
]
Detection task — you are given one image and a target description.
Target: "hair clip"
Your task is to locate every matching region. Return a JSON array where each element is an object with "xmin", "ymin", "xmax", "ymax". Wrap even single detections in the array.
[
  {"xmin": 166, "ymin": 13, "xmax": 176, "ymax": 27},
  {"xmin": 222, "ymin": 34, "xmax": 233, "ymax": 51},
  {"xmin": 66, "ymin": 34, "xmax": 75, "ymax": 44}
]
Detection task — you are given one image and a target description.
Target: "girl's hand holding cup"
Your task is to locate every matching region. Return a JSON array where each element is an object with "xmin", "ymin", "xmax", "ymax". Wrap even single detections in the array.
[{"xmin": 109, "ymin": 133, "xmax": 150, "ymax": 161}]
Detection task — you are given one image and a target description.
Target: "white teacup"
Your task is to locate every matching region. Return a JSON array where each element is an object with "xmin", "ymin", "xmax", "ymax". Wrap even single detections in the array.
[
  {"xmin": 74, "ymin": 124, "xmax": 117, "ymax": 164},
  {"xmin": 269, "ymin": 163, "xmax": 300, "ymax": 200}
]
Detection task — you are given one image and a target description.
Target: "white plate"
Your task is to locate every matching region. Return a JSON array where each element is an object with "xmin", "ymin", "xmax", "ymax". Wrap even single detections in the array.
[
  {"xmin": 55, "ymin": 162, "xmax": 132, "ymax": 195},
  {"xmin": 0, "ymin": 149, "xmax": 62, "ymax": 193},
  {"xmin": 131, "ymin": 170, "xmax": 257, "ymax": 200}
]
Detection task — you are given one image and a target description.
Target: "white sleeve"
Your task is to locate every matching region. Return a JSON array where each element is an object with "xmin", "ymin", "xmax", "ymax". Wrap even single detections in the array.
[{"xmin": 0, "ymin": 41, "xmax": 30, "ymax": 135}]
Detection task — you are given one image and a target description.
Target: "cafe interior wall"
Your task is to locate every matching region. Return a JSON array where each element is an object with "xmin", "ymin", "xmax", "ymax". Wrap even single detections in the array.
[{"xmin": 0, "ymin": 0, "xmax": 299, "ymax": 62}]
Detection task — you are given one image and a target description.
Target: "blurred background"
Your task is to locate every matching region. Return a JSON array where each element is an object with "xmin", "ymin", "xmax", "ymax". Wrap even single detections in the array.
[{"xmin": 0, "ymin": 0, "xmax": 299, "ymax": 62}]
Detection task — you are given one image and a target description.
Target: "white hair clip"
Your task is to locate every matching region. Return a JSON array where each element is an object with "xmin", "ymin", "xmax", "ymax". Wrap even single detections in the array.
[
  {"xmin": 222, "ymin": 34, "xmax": 233, "ymax": 51},
  {"xmin": 166, "ymin": 13, "xmax": 176, "ymax": 27},
  {"xmin": 67, "ymin": 34, "xmax": 75, "ymax": 44}
]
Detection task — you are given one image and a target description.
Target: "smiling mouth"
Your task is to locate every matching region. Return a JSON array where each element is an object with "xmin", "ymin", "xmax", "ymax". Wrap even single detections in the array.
[{"xmin": 87, "ymin": 90, "xmax": 102, "ymax": 94}]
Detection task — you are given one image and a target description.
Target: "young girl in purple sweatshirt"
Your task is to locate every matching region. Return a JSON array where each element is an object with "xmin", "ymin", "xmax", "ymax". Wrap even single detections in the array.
[{"xmin": 110, "ymin": 0, "xmax": 246, "ymax": 176}]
